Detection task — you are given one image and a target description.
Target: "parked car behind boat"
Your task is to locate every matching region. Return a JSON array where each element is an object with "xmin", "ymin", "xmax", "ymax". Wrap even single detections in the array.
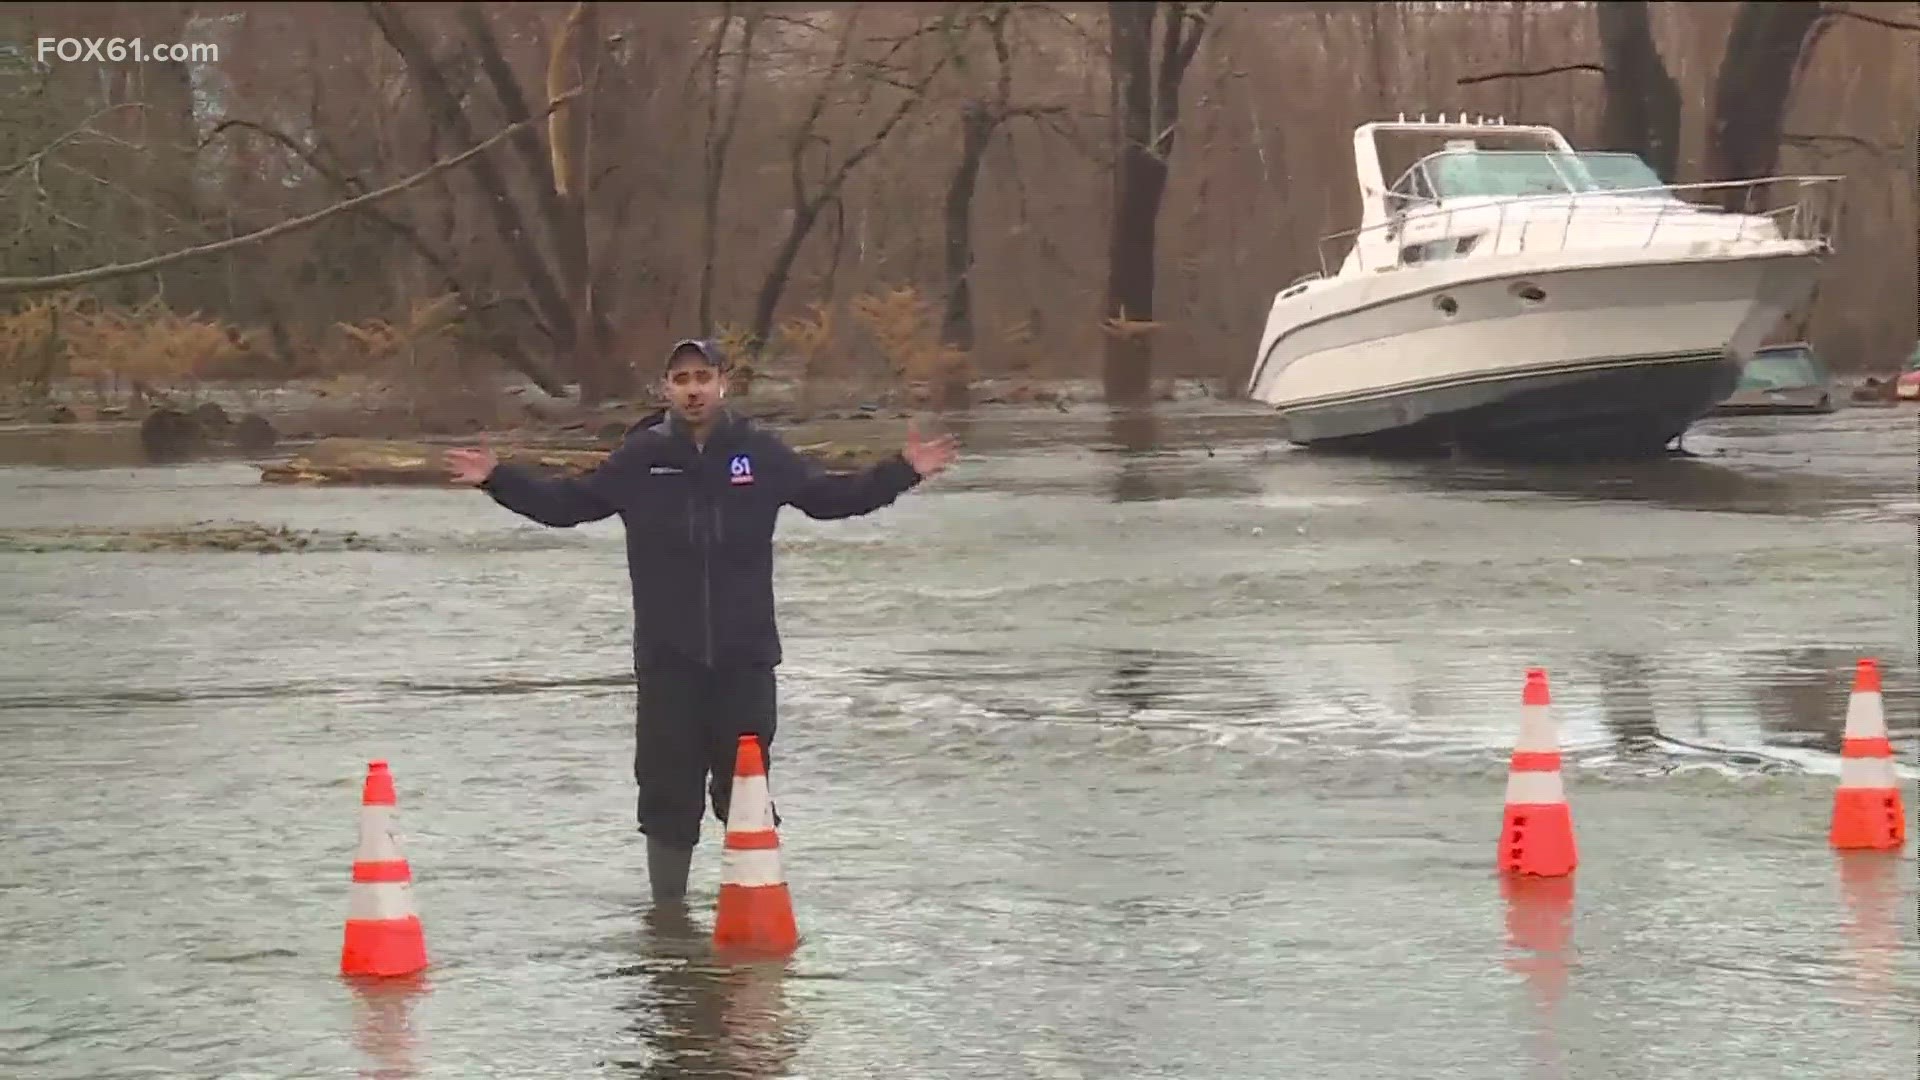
[
  {"xmin": 1714, "ymin": 342, "xmax": 1836, "ymax": 415},
  {"xmin": 1895, "ymin": 341, "xmax": 1920, "ymax": 401}
]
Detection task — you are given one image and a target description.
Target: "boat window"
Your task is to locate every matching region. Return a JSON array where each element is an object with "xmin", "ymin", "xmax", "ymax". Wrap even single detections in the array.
[
  {"xmin": 1401, "ymin": 238, "xmax": 1465, "ymax": 265},
  {"xmin": 1426, "ymin": 151, "xmax": 1575, "ymax": 198},
  {"xmin": 1386, "ymin": 165, "xmax": 1437, "ymax": 211},
  {"xmin": 1416, "ymin": 149, "xmax": 1671, "ymax": 200},
  {"xmin": 1570, "ymin": 152, "xmax": 1666, "ymax": 194}
]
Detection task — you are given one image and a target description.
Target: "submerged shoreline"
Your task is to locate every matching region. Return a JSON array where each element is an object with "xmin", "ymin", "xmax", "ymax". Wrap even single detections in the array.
[{"xmin": 0, "ymin": 375, "xmax": 1259, "ymax": 477}]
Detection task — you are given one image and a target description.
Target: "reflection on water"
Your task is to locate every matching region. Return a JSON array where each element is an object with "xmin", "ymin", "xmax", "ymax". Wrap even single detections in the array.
[
  {"xmin": 1595, "ymin": 652, "xmax": 1659, "ymax": 756},
  {"xmin": 0, "ymin": 423, "xmax": 285, "ymax": 469},
  {"xmin": 1100, "ymin": 408, "xmax": 1264, "ymax": 505},
  {"xmin": 1746, "ymin": 648, "xmax": 1879, "ymax": 753},
  {"xmin": 607, "ymin": 906, "xmax": 804, "ymax": 1079},
  {"xmin": 1095, "ymin": 648, "xmax": 1167, "ymax": 718},
  {"xmin": 1834, "ymin": 853, "xmax": 1909, "ymax": 1002},
  {"xmin": 1414, "ymin": 453, "xmax": 1899, "ymax": 520},
  {"xmin": 348, "ymin": 974, "xmax": 428, "ymax": 1080},
  {"xmin": 1568, "ymin": 647, "xmax": 1916, "ymax": 774},
  {"xmin": 1501, "ymin": 876, "xmax": 1575, "ymax": 1005},
  {"xmin": 1501, "ymin": 875, "xmax": 1575, "ymax": 1080}
]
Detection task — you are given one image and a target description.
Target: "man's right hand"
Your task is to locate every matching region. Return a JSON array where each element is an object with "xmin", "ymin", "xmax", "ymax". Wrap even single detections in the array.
[{"xmin": 445, "ymin": 444, "xmax": 499, "ymax": 486}]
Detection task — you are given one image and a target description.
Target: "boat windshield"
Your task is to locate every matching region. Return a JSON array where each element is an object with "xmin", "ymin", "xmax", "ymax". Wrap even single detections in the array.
[
  {"xmin": 1576, "ymin": 152, "xmax": 1667, "ymax": 193},
  {"xmin": 1413, "ymin": 150, "xmax": 1670, "ymax": 200}
]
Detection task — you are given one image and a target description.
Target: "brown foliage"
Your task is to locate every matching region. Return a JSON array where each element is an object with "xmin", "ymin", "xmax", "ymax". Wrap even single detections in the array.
[
  {"xmin": 849, "ymin": 286, "xmax": 972, "ymax": 405},
  {"xmin": 0, "ymin": 296, "xmax": 259, "ymax": 392}
]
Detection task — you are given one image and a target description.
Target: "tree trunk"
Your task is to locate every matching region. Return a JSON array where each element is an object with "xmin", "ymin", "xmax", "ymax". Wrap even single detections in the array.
[
  {"xmin": 367, "ymin": 2, "xmax": 578, "ymax": 362},
  {"xmin": 941, "ymin": 104, "xmax": 997, "ymax": 352},
  {"xmin": 1704, "ymin": 2, "xmax": 1827, "ymax": 201},
  {"xmin": 457, "ymin": 3, "xmax": 571, "ymax": 273},
  {"xmin": 1103, "ymin": 2, "xmax": 1166, "ymax": 407},
  {"xmin": 548, "ymin": 2, "xmax": 618, "ymax": 401},
  {"xmin": 699, "ymin": 8, "xmax": 761, "ymax": 338},
  {"xmin": 748, "ymin": 201, "xmax": 826, "ymax": 363},
  {"xmin": 1505, "ymin": 1, "xmax": 1525, "ymax": 120},
  {"xmin": 1596, "ymin": 1, "xmax": 1682, "ymax": 182}
]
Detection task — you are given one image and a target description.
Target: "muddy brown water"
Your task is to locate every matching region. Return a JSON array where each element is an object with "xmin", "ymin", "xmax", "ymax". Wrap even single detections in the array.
[{"xmin": 1, "ymin": 401, "xmax": 1915, "ymax": 1079}]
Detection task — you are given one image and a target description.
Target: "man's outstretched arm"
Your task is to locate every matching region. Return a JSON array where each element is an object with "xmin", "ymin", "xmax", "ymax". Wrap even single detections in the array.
[
  {"xmin": 451, "ymin": 437, "xmax": 646, "ymax": 526},
  {"xmin": 772, "ymin": 423, "xmax": 958, "ymax": 520}
]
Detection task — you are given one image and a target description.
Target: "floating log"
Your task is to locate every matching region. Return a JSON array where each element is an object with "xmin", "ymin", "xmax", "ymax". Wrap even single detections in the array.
[{"xmin": 258, "ymin": 436, "xmax": 889, "ymax": 485}]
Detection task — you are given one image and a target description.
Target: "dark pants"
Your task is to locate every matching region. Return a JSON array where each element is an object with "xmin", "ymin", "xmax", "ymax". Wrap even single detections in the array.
[{"xmin": 634, "ymin": 645, "xmax": 779, "ymax": 849}]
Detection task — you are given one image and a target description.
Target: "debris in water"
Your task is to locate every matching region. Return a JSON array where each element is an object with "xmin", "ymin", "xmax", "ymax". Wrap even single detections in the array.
[{"xmin": 0, "ymin": 523, "xmax": 380, "ymax": 554}]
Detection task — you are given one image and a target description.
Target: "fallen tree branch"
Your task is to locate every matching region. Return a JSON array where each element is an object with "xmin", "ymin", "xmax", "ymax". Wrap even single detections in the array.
[
  {"xmin": 1830, "ymin": 7, "xmax": 1920, "ymax": 32},
  {"xmin": 1456, "ymin": 62, "xmax": 1605, "ymax": 86},
  {"xmin": 1781, "ymin": 132, "xmax": 1903, "ymax": 154},
  {"xmin": 0, "ymin": 89, "xmax": 579, "ymax": 298}
]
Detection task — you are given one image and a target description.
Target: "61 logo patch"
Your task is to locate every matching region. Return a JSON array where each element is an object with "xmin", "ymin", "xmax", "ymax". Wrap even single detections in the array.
[{"xmin": 728, "ymin": 453, "xmax": 755, "ymax": 485}]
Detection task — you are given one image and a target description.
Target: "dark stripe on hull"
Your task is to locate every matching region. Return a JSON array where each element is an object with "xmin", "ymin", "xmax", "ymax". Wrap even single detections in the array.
[{"xmin": 1277, "ymin": 353, "xmax": 1742, "ymax": 459}]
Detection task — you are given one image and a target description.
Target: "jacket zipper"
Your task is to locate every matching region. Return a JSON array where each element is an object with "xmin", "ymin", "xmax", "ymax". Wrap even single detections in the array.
[{"xmin": 698, "ymin": 441, "xmax": 715, "ymax": 667}]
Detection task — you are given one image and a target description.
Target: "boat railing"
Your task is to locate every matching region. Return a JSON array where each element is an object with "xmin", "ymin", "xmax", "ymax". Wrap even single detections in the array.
[{"xmin": 1316, "ymin": 174, "xmax": 1845, "ymax": 278}]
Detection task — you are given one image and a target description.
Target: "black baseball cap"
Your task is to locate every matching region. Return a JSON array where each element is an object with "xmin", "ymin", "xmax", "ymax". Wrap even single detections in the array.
[{"xmin": 664, "ymin": 338, "xmax": 727, "ymax": 372}]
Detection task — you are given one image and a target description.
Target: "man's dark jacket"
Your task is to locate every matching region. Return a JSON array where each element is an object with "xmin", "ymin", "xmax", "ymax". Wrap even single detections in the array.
[{"xmin": 480, "ymin": 408, "xmax": 922, "ymax": 670}]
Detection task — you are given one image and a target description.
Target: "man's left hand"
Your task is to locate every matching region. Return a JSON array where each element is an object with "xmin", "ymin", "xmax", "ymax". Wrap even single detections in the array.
[{"xmin": 902, "ymin": 421, "xmax": 959, "ymax": 478}]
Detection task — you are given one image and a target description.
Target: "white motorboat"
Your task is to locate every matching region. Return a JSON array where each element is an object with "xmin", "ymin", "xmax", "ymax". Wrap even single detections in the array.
[{"xmin": 1245, "ymin": 115, "xmax": 1841, "ymax": 457}]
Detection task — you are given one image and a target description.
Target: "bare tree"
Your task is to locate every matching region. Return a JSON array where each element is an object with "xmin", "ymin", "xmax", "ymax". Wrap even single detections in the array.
[
  {"xmin": 743, "ymin": 4, "xmax": 977, "ymax": 364},
  {"xmin": 696, "ymin": 4, "xmax": 766, "ymax": 337},
  {"xmin": 940, "ymin": 4, "xmax": 1065, "ymax": 354},
  {"xmin": 367, "ymin": 1, "xmax": 580, "ymax": 376},
  {"xmin": 1102, "ymin": 0, "xmax": 1213, "ymax": 407},
  {"xmin": 1703, "ymin": 2, "xmax": 1838, "ymax": 196},
  {"xmin": 1597, "ymin": 0, "xmax": 1680, "ymax": 182}
]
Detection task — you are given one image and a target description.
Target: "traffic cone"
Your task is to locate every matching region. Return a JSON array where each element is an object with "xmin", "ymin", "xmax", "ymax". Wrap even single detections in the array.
[
  {"xmin": 712, "ymin": 735, "xmax": 799, "ymax": 958},
  {"xmin": 1829, "ymin": 659, "xmax": 1906, "ymax": 851},
  {"xmin": 1498, "ymin": 668, "xmax": 1577, "ymax": 877},
  {"xmin": 341, "ymin": 760, "xmax": 429, "ymax": 978}
]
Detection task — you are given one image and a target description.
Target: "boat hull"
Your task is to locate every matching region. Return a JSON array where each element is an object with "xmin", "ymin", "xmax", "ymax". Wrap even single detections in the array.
[
  {"xmin": 1248, "ymin": 248, "xmax": 1823, "ymax": 458},
  {"xmin": 1282, "ymin": 351, "xmax": 1740, "ymax": 457}
]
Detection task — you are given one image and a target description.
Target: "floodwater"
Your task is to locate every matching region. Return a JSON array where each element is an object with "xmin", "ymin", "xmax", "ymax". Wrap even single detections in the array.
[{"xmin": 1, "ymin": 401, "xmax": 1915, "ymax": 1079}]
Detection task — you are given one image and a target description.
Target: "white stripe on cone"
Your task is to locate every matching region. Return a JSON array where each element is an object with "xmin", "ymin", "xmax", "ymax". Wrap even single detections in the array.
[
  {"xmin": 348, "ymin": 880, "xmax": 420, "ymax": 921},
  {"xmin": 1504, "ymin": 770, "xmax": 1566, "ymax": 805},
  {"xmin": 720, "ymin": 846, "xmax": 786, "ymax": 888},
  {"xmin": 1514, "ymin": 703, "xmax": 1557, "ymax": 754},
  {"xmin": 728, "ymin": 774, "xmax": 774, "ymax": 833},
  {"xmin": 357, "ymin": 806, "xmax": 402, "ymax": 862},
  {"xmin": 1842, "ymin": 690, "xmax": 1887, "ymax": 740},
  {"xmin": 1839, "ymin": 756, "xmax": 1899, "ymax": 790}
]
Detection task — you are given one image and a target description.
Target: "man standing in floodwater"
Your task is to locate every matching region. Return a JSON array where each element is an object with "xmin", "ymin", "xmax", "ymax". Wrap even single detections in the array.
[{"xmin": 445, "ymin": 339, "xmax": 958, "ymax": 903}]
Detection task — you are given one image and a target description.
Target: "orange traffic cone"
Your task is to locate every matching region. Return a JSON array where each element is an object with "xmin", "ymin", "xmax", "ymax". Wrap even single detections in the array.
[
  {"xmin": 712, "ymin": 735, "xmax": 799, "ymax": 958},
  {"xmin": 1498, "ymin": 668, "xmax": 1577, "ymax": 878},
  {"xmin": 340, "ymin": 760, "xmax": 429, "ymax": 978},
  {"xmin": 1829, "ymin": 659, "xmax": 1906, "ymax": 851}
]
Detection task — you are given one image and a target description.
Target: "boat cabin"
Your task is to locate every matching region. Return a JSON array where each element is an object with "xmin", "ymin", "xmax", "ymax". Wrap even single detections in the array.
[{"xmin": 1334, "ymin": 115, "xmax": 1685, "ymax": 275}]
